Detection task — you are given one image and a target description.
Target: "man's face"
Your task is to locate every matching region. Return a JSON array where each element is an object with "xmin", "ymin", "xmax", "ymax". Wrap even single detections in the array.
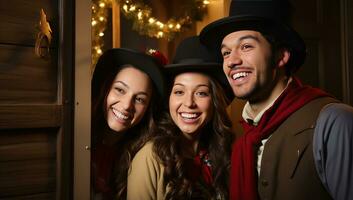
[{"xmin": 220, "ymin": 30, "xmax": 277, "ymax": 102}]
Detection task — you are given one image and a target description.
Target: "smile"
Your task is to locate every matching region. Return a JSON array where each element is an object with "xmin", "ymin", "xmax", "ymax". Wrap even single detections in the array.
[
  {"xmin": 232, "ymin": 72, "xmax": 250, "ymax": 80},
  {"xmin": 112, "ymin": 108, "xmax": 130, "ymax": 121},
  {"xmin": 179, "ymin": 112, "xmax": 201, "ymax": 122}
]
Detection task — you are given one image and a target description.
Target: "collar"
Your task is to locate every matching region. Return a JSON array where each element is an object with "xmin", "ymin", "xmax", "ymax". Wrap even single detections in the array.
[{"xmin": 242, "ymin": 77, "xmax": 292, "ymax": 126}]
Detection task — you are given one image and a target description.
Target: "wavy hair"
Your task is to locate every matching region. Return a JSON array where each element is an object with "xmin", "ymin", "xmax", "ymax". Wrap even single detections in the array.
[
  {"xmin": 91, "ymin": 65, "xmax": 163, "ymax": 199},
  {"xmin": 152, "ymin": 74, "xmax": 234, "ymax": 199}
]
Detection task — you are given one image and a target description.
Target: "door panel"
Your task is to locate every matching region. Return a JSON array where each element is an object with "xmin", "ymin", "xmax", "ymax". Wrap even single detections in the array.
[
  {"xmin": 0, "ymin": 0, "xmax": 73, "ymax": 199},
  {"xmin": 0, "ymin": 46, "xmax": 58, "ymax": 104},
  {"xmin": 0, "ymin": 0, "xmax": 58, "ymax": 47}
]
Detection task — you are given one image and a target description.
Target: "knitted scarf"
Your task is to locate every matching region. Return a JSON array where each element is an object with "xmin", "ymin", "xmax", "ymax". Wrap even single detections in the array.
[{"xmin": 230, "ymin": 77, "xmax": 331, "ymax": 200}]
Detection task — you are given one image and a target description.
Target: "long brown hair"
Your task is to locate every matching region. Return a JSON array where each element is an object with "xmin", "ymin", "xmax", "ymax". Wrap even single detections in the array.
[
  {"xmin": 91, "ymin": 65, "xmax": 163, "ymax": 199},
  {"xmin": 152, "ymin": 73, "xmax": 234, "ymax": 199}
]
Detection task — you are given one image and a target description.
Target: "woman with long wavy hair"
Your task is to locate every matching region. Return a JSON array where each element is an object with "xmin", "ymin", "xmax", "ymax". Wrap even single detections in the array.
[
  {"xmin": 127, "ymin": 36, "xmax": 234, "ymax": 200},
  {"xmin": 91, "ymin": 48, "xmax": 165, "ymax": 200}
]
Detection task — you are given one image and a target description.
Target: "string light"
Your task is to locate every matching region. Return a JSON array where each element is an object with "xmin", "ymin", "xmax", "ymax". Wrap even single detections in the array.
[
  {"xmin": 92, "ymin": 0, "xmax": 111, "ymax": 66},
  {"xmin": 92, "ymin": 0, "xmax": 209, "ymax": 66},
  {"xmin": 117, "ymin": 0, "xmax": 208, "ymax": 40}
]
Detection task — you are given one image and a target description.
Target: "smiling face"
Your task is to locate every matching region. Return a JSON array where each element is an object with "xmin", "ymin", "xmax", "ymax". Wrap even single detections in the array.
[
  {"xmin": 169, "ymin": 72, "xmax": 213, "ymax": 140},
  {"xmin": 105, "ymin": 66, "xmax": 152, "ymax": 133},
  {"xmin": 221, "ymin": 30, "xmax": 279, "ymax": 102}
]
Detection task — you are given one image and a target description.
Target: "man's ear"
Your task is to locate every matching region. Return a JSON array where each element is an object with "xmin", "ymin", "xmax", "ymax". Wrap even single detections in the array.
[{"xmin": 277, "ymin": 49, "xmax": 290, "ymax": 69}]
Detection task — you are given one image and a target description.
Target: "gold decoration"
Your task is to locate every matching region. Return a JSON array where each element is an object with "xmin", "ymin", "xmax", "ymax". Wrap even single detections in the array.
[
  {"xmin": 91, "ymin": 0, "xmax": 209, "ymax": 66},
  {"xmin": 117, "ymin": 0, "xmax": 208, "ymax": 40},
  {"xmin": 35, "ymin": 9, "xmax": 52, "ymax": 58}
]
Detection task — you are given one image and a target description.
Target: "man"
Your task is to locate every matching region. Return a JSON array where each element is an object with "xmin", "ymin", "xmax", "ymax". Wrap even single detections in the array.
[{"xmin": 199, "ymin": 0, "xmax": 353, "ymax": 200}]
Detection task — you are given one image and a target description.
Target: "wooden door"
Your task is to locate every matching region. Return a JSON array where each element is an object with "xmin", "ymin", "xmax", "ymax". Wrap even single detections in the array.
[{"xmin": 0, "ymin": 0, "xmax": 74, "ymax": 199}]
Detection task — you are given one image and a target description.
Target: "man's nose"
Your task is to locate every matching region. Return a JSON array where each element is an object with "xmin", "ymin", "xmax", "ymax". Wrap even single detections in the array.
[{"xmin": 225, "ymin": 51, "xmax": 242, "ymax": 69}]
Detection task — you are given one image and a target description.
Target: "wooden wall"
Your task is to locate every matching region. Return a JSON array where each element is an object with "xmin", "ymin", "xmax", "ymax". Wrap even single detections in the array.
[{"xmin": 0, "ymin": 0, "xmax": 74, "ymax": 199}]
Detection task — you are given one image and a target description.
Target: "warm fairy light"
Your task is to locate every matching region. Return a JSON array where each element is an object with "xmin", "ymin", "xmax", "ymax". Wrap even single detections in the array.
[
  {"xmin": 137, "ymin": 11, "xmax": 142, "ymax": 19},
  {"xmin": 148, "ymin": 18, "xmax": 155, "ymax": 24},
  {"xmin": 157, "ymin": 31, "xmax": 164, "ymax": 38},
  {"xmin": 123, "ymin": 4, "xmax": 128, "ymax": 12},
  {"xmin": 97, "ymin": 49, "xmax": 103, "ymax": 54},
  {"xmin": 156, "ymin": 21, "xmax": 164, "ymax": 28},
  {"xmin": 92, "ymin": 0, "xmax": 208, "ymax": 66}
]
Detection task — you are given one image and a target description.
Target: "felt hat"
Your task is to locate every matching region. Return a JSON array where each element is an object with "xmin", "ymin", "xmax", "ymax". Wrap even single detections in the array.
[
  {"xmin": 199, "ymin": 0, "xmax": 306, "ymax": 70},
  {"xmin": 165, "ymin": 36, "xmax": 234, "ymax": 102},
  {"xmin": 92, "ymin": 48, "xmax": 165, "ymax": 98}
]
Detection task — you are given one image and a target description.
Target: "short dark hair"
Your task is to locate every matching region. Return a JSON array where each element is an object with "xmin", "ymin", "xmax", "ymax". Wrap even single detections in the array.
[{"xmin": 262, "ymin": 31, "xmax": 298, "ymax": 76}]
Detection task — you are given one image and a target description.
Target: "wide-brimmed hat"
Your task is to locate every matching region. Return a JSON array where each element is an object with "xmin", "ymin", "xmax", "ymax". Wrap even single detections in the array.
[
  {"xmin": 199, "ymin": 0, "xmax": 306, "ymax": 70},
  {"xmin": 92, "ymin": 48, "xmax": 165, "ymax": 98},
  {"xmin": 165, "ymin": 36, "xmax": 234, "ymax": 102}
]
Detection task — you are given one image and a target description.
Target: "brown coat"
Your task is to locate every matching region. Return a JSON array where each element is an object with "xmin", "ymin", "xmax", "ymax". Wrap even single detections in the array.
[{"xmin": 258, "ymin": 97, "xmax": 336, "ymax": 200}]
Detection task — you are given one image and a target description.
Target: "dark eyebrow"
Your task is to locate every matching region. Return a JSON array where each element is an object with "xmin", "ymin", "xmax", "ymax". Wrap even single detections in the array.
[
  {"xmin": 114, "ymin": 80, "xmax": 150, "ymax": 96},
  {"xmin": 173, "ymin": 83, "xmax": 210, "ymax": 88},
  {"xmin": 113, "ymin": 80, "xmax": 129, "ymax": 88},
  {"xmin": 221, "ymin": 34, "xmax": 260, "ymax": 49}
]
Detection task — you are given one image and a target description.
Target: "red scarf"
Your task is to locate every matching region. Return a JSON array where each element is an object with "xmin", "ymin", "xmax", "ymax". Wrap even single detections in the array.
[
  {"xmin": 230, "ymin": 77, "xmax": 331, "ymax": 200},
  {"xmin": 188, "ymin": 150, "xmax": 213, "ymax": 186}
]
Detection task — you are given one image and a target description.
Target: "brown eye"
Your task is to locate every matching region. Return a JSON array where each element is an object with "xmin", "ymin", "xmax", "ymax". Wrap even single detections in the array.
[{"xmin": 115, "ymin": 87, "xmax": 125, "ymax": 94}]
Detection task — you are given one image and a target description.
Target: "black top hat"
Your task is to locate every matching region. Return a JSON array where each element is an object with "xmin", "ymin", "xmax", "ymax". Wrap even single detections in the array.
[
  {"xmin": 165, "ymin": 36, "xmax": 234, "ymax": 102},
  {"xmin": 199, "ymin": 0, "xmax": 306, "ymax": 70},
  {"xmin": 92, "ymin": 48, "xmax": 165, "ymax": 98}
]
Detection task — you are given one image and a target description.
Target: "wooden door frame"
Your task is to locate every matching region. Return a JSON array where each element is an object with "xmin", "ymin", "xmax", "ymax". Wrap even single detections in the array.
[
  {"xmin": 74, "ymin": 0, "xmax": 91, "ymax": 199},
  {"xmin": 58, "ymin": 0, "xmax": 75, "ymax": 199}
]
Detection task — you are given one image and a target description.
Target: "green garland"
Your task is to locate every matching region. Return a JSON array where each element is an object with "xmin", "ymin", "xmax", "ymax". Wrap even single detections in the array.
[{"xmin": 117, "ymin": 0, "xmax": 208, "ymax": 40}]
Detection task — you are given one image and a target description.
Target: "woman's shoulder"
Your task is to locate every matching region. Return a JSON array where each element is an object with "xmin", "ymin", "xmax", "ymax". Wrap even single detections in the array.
[{"xmin": 133, "ymin": 141, "xmax": 157, "ymax": 161}]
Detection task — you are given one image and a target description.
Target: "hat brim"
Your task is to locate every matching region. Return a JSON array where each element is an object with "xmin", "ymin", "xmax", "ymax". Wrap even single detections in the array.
[
  {"xmin": 164, "ymin": 63, "xmax": 234, "ymax": 103},
  {"xmin": 199, "ymin": 15, "xmax": 306, "ymax": 68},
  {"xmin": 92, "ymin": 48, "xmax": 165, "ymax": 98}
]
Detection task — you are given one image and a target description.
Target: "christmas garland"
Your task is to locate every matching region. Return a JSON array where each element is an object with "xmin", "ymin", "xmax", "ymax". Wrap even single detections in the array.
[
  {"xmin": 92, "ymin": 0, "xmax": 209, "ymax": 66},
  {"xmin": 117, "ymin": 0, "xmax": 209, "ymax": 40}
]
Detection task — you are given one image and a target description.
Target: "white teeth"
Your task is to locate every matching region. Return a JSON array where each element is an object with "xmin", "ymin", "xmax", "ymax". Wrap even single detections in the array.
[
  {"xmin": 180, "ymin": 113, "xmax": 198, "ymax": 119},
  {"xmin": 232, "ymin": 72, "xmax": 249, "ymax": 80},
  {"xmin": 112, "ymin": 108, "xmax": 129, "ymax": 120}
]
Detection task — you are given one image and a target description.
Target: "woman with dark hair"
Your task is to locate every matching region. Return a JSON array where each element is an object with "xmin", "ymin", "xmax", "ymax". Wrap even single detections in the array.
[
  {"xmin": 127, "ymin": 37, "xmax": 234, "ymax": 200},
  {"xmin": 91, "ymin": 48, "xmax": 165, "ymax": 200}
]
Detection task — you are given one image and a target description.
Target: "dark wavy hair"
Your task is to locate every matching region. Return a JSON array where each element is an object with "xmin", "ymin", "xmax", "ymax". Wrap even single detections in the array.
[
  {"xmin": 152, "ymin": 73, "xmax": 234, "ymax": 199},
  {"xmin": 91, "ymin": 65, "xmax": 163, "ymax": 199}
]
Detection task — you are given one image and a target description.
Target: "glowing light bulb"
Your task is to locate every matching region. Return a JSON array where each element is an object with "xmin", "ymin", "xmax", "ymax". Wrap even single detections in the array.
[
  {"xmin": 97, "ymin": 48, "xmax": 102, "ymax": 54},
  {"xmin": 99, "ymin": 16, "xmax": 104, "ymax": 21},
  {"xmin": 168, "ymin": 24, "xmax": 174, "ymax": 28},
  {"xmin": 129, "ymin": 6, "xmax": 136, "ymax": 11},
  {"xmin": 176, "ymin": 24, "xmax": 181, "ymax": 29},
  {"xmin": 99, "ymin": 32, "xmax": 104, "ymax": 37},
  {"xmin": 157, "ymin": 31, "xmax": 164, "ymax": 38},
  {"xmin": 91, "ymin": 20, "xmax": 97, "ymax": 26},
  {"xmin": 99, "ymin": 2, "xmax": 105, "ymax": 8},
  {"xmin": 123, "ymin": 4, "xmax": 128, "ymax": 12},
  {"xmin": 203, "ymin": 0, "xmax": 210, "ymax": 5},
  {"xmin": 137, "ymin": 11, "xmax": 142, "ymax": 19},
  {"xmin": 149, "ymin": 18, "xmax": 155, "ymax": 24}
]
